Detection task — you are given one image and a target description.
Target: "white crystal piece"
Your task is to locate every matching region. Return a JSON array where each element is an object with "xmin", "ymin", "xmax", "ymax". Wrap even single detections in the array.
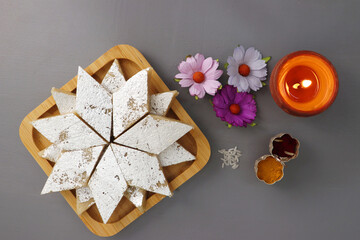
[
  {"xmin": 88, "ymin": 147, "xmax": 128, "ymax": 224},
  {"xmin": 158, "ymin": 142, "xmax": 195, "ymax": 167},
  {"xmin": 38, "ymin": 144, "xmax": 62, "ymax": 163},
  {"xmin": 150, "ymin": 91, "xmax": 178, "ymax": 116},
  {"xmin": 111, "ymin": 144, "xmax": 172, "ymax": 196},
  {"xmin": 41, "ymin": 146, "xmax": 103, "ymax": 194},
  {"xmin": 115, "ymin": 115, "xmax": 193, "ymax": 155},
  {"xmin": 76, "ymin": 186, "xmax": 95, "ymax": 215},
  {"xmin": 124, "ymin": 186, "xmax": 146, "ymax": 211},
  {"xmin": 76, "ymin": 67, "xmax": 112, "ymax": 141},
  {"xmin": 32, "ymin": 113, "xmax": 106, "ymax": 151},
  {"xmin": 51, "ymin": 88, "xmax": 76, "ymax": 114},
  {"xmin": 76, "ymin": 186, "xmax": 93, "ymax": 203},
  {"xmin": 113, "ymin": 68, "xmax": 150, "ymax": 137},
  {"xmin": 101, "ymin": 59, "xmax": 126, "ymax": 93}
]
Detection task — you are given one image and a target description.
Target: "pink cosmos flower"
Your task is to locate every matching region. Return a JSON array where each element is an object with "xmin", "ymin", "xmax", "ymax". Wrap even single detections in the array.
[{"xmin": 175, "ymin": 53, "xmax": 223, "ymax": 99}]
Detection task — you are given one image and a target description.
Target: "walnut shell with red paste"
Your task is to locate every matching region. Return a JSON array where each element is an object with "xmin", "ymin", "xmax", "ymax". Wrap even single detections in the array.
[{"xmin": 269, "ymin": 133, "xmax": 300, "ymax": 162}]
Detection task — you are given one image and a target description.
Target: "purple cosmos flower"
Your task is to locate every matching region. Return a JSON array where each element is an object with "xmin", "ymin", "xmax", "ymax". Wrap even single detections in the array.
[
  {"xmin": 227, "ymin": 45, "xmax": 268, "ymax": 92},
  {"xmin": 175, "ymin": 53, "xmax": 223, "ymax": 99},
  {"xmin": 212, "ymin": 85, "xmax": 257, "ymax": 127}
]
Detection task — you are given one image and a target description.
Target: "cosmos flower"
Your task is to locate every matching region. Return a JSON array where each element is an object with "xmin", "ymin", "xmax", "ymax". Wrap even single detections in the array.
[
  {"xmin": 212, "ymin": 84, "xmax": 256, "ymax": 127},
  {"xmin": 227, "ymin": 45, "xmax": 268, "ymax": 92},
  {"xmin": 175, "ymin": 53, "xmax": 223, "ymax": 99}
]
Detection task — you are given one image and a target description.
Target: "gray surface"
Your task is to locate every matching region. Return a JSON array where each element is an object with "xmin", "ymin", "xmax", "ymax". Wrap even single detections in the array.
[{"xmin": 1, "ymin": 0, "xmax": 359, "ymax": 239}]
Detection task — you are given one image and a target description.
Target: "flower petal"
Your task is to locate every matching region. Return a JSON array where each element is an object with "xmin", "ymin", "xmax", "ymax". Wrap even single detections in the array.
[
  {"xmin": 241, "ymin": 109, "xmax": 256, "ymax": 121},
  {"xmin": 206, "ymin": 60, "xmax": 220, "ymax": 74},
  {"xmin": 194, "ymin": 53, "xmax": 205, "ymax": 69},
  {"xmin": 249, "ymin": 59, "xmax": 266, "ymax": 70},
  {"xmin": 247, "ymin": 76, "xmax": 262, "ymax": 91},
  {"xmin": 232, "ymin": 76, "xmax": 245, "ymax": 92},
  {"xmin": 178, "ymin": 61, "xmax": 194, "ymax": 74},
  {"xmin": 215, "ymin": 108, "xmax": 229, "ymax": 118},
  {"xmin": 205, "ymin": 69, "xmax": 223, "ymax": 80},
  {"xmin": 219, "ymin": 87, "xmax": 230, "ymax": 104},
  {"xmin": 189, "ymin": 84, "xmax": 199, "ymax": 96},
  {"xmin": 195, "ymin": 85, "xmax": 206, "ymax": 98},
  {"xmin": 241, "ymin": 102, "xmax": 257, "ymax": 112},
  {"xmin": 186, "ymin": 56, "xmax": 198, "ymax": 72},
  {"xmin": 244, "ymin": 93, "xmax": 255, "ymax": 103},
  {"xmin": 223, "ymin": 84, "xmax": 237, "ymax": 102},
  {"xmin": 179, "ymin": 78, "xmax": 194, "ymax": 87},
  {"xmin": 251, "ymin": 68, "xmax": 267, "ymax": 78},
  {"xmin": 228, "ymin": 75, "xmax": 238, "ymax": 86},
  {"xmin": 189, "ymin": 84, "xmax": 206, "ymax": 98},
  {"xmin": 227, "ymin": 65, "xmax": 238, "ymax": 76},
  {"xmin": 175, "ymin": 73, "xmax": 192, "ymax": 79},
  {"xmin": 201, "ymin": 57, "xmax": 214, "ymax": 73},
  {"xmin": 233, "ymin": 116, "xmax": 245, "ymax": 127},
  {"xmin": 234, "ymin": 92, "xmax": 248, "ymax": 104},
  {"xmin": 244, "ymin": 47, "xmax": 262, "ymax": 63},
  {"xmin": 227, "ymin": 56, "xmax": 237, "ymax": 66},
  {"xmin": 212, "ymin": 94, "xmax": 228, "ymax": 109},
  {"xmin": 233, "ymin": 46, "xmax": 245, "ymax": 64},
  {"xmin": 224, "ymin": 111, "xmax": 236, "ymax": 125},
  {"xmin": 239, "ymin": 76, "xmax": 250, "ymax": 92},
  {"xmin": 203, "ymin": 80, "xmax": 221, "ymax": 95}
]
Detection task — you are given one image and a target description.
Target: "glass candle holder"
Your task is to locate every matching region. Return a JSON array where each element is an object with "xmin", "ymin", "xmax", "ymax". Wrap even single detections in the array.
[{"xmin": 270, "ymin": 51, "xmax": 338, "ymax": 116}]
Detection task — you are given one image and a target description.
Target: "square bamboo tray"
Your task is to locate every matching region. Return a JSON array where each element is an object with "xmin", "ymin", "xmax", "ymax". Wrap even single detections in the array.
[{"xmin": 19, "ymin": 45, "xmax": 211, "ymax": 237}]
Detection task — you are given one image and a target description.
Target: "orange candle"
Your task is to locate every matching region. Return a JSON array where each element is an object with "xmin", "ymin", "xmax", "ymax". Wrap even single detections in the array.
[{"xmin": 270, "ymin": 51, "xmax": 338, "ymax": 116}]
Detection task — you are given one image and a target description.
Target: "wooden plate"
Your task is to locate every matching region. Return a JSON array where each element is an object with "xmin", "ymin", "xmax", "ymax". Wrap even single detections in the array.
[{"xmin": 19, "ymin": 45, "xmax": 211, "ymax": 237}]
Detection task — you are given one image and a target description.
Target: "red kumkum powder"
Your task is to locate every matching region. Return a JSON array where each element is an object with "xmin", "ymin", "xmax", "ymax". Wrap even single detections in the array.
[{"xmin": 271, "ymin": 134, "xmax": 298, "ymax": 158}]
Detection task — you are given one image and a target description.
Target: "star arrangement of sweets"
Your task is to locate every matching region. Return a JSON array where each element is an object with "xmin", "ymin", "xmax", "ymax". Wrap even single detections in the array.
[{"xmin": 32, "ymin": 60, "xmax": 196, "ymax": 223}]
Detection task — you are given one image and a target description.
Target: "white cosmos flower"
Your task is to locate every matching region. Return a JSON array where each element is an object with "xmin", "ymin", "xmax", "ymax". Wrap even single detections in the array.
[{"xmin": 227, "ymin": 45, "xmax": 267, "ymax": 92}]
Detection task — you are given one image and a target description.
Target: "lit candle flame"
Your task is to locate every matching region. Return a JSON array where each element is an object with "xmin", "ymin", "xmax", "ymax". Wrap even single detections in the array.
[
  {"xmin": 292, "ymin": 79, "xmax": 312, "ymax": 89},
  {"xmin": 301, "ymin": 79, "xmax": 312, "ymax": 88},
  {"xmin": 292, "ymin": 83, "xmax": 300, "ymax": 89}
]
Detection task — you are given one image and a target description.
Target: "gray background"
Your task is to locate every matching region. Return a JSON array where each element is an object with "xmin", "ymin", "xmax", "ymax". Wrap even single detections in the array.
[{"xmin": 1, "ymin": 0, "xmax": 359, "ymax": 239}]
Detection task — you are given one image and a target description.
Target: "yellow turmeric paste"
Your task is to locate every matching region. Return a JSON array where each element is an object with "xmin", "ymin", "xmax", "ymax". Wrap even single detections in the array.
[{"xmin": 256, "ymin": 156, "xmax": 284, "ymax": 184}]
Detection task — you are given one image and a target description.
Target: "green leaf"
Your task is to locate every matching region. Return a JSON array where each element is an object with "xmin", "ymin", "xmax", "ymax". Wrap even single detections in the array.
[
  {"xmin": 224, "ymin": 63, "xmax": 229, "ymax": 69},
  {"xmin": 215, "ymin": 58, "xmax": 219, "ymax": 62},
  {"xmin": 195, "ymin": 96, "xmax": 199, "ymax": 100},
  {"xmin": 262, "ymin": 56, "xmax": 271, "ymax": 63},
  {"xmin": 219, "ymin": 85, "xmax": 223, "ymax": 90},
  {"xmin": 262, "ymin": 82, "xmax": 267, "ymax": 86},
  {"xmin": 174, "ymin": 78, "xmax": 181, "ymax": 82},
  {"xmin": 249, "ymin": 122, "xmax": 256, "ymax": 127},
  {"xmin": 227, "ymin": 123, "xmax": 232, "ymax": 128}
]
